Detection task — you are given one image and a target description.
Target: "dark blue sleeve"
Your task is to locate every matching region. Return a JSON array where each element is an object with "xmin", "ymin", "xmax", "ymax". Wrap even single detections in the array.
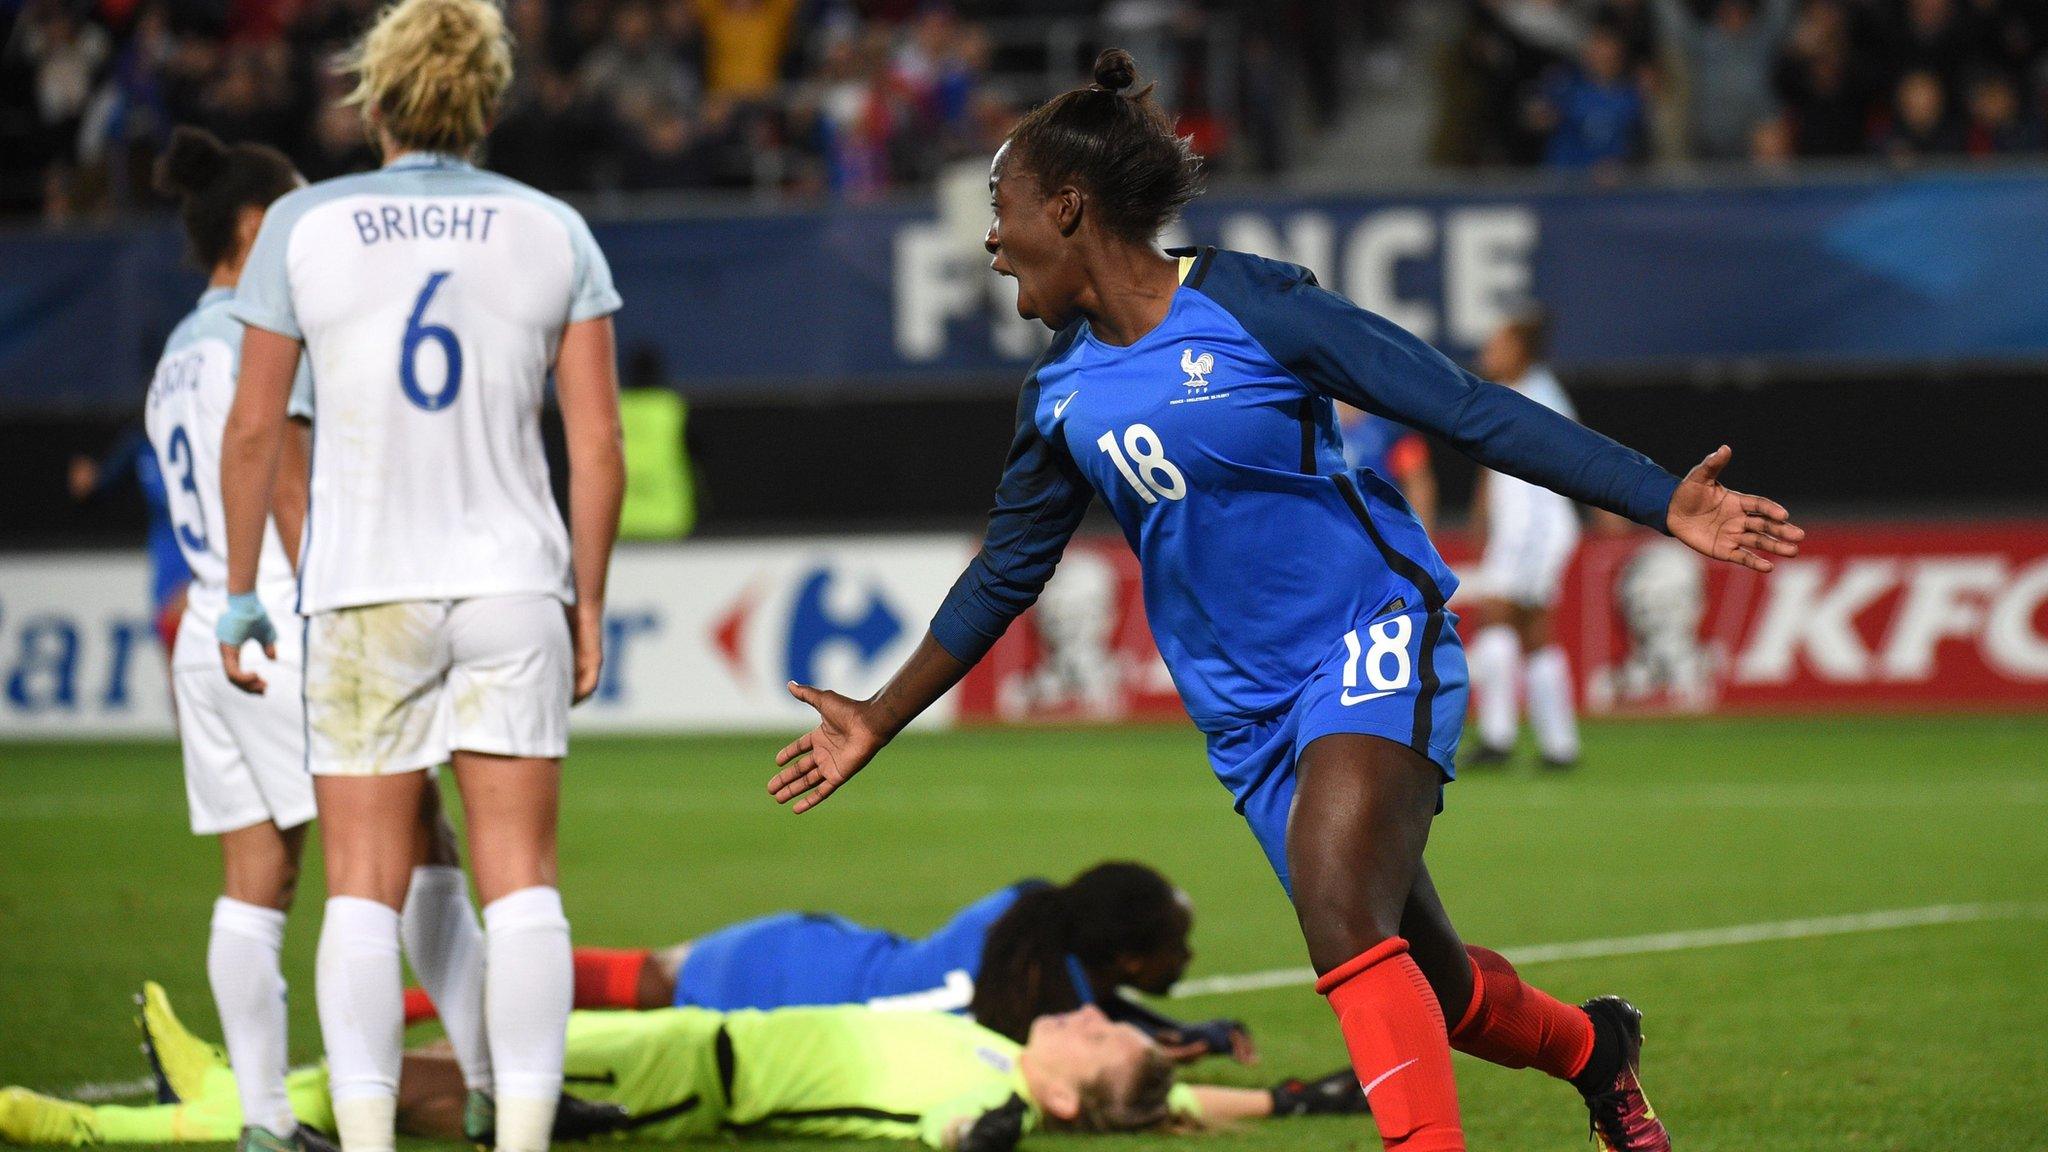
[
  {"xmin": 93, "ymin": 425, "xmax": 150, "ymax": 497},
  {"xmin": 1194, "ymin": 250, "xmax": 1680, "ymax": 530},
  {"xmin": 929, "ymin": 332, "xmax": 1095, "ymax": 665}
]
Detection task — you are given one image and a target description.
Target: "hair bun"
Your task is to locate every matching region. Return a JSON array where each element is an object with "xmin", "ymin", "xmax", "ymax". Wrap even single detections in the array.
[
  {"xmin": 156, "ymin": 125, "xmax": 231, "ymax": 196},
  {"xmin": 1092, "ymin": 47, "xmax": 1137, "ymax": 94}
]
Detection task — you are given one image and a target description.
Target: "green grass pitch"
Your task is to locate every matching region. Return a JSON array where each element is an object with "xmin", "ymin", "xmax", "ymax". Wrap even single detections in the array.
[{"xmin": 3, "ymin": 715, "xmax": 2046, "ymax": 1150}]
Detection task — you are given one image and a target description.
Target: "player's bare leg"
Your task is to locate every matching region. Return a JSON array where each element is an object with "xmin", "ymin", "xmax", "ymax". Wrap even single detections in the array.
[
  {"xmin": 452, "ymin": 751, "xmax": 570, "ymax": 1152},
  {"xmin": 219, "ymin": 820, "xmax": 307, "ymax": 911},
  {"xmin": 1289, "ymin": 733, "xmax": 1463, "ymax": 1151}
]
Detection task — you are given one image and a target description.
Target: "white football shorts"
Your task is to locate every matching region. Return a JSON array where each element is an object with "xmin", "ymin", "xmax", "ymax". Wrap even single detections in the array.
[
  {"xmin": 303, "ymin": 594, "xmax": 572, "ymax": 776},
  {"xmin": 1472, "ymin": 501, "xmax": 1583, "ymax": 608},
  {"xmin": 172, "ymin": 656, "xmax": 316, "ymax": 836}
]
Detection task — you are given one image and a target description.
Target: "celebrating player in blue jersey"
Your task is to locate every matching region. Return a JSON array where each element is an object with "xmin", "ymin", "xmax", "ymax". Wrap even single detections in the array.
[{"xmin": 771, "ymin": 50, "xmax": 1803, "ymax": 1152}]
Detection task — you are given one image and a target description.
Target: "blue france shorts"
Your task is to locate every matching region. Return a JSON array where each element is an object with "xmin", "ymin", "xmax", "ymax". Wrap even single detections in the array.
[{"xmin": 1205, "ymin": 605, "xmax": 1469, "ymax": 896}]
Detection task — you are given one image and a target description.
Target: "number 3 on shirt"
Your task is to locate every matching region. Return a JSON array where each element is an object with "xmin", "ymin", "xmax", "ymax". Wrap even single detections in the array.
[
  {"xmin": 400, "ymin": 271, "xmax": 462, "ymax": 412},
  {"xmin": 1097, "ymin": 423, "xmax": 1186, "ymax": 504}
]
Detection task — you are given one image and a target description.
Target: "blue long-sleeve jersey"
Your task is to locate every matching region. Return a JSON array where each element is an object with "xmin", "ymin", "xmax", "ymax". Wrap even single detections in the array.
[{"xmin": 931, "ymin": 247, "xmax": 1679, "ymax": 731}]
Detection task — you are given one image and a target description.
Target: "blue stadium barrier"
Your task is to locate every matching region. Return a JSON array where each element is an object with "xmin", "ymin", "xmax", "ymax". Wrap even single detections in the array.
[{"xmin": 3, "ymin": 169, "xmax": 2044, "ymax": 411}]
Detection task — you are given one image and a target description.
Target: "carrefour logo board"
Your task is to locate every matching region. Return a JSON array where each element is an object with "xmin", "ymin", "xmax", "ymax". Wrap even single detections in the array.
[{"xmin": 584, "ymin": 537, "xmax": 970, "ymax": 732}]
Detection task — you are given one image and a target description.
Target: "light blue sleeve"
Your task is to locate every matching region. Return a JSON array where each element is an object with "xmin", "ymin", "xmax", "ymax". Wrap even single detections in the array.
[
  {"xmin": 286, "ymin": 353, "xmax": 315, "ymax": 420},
  {"xmin": 563, "ymin": 206, "xmax": 623, "ymax": 322},
  {"xmin": 229, "ymin": 192, "xmax": 305, "ymax": 340}
]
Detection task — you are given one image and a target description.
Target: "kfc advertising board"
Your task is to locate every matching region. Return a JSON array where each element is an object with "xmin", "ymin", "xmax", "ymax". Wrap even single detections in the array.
[
  {"xmin": 954, "ymin": 521, "xmax": 2048, "ymax": 722},
  {"xmin": 1562, "ymin": 522, "xmax": 2048, "ymax": 713}
]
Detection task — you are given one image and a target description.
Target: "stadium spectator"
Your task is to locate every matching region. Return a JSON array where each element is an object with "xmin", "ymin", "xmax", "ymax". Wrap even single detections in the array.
[
  {"xmin": 576, "ymin": 0, "xmax": 697, "ymax": 126},
  {"xmin": 1432, "ymin": 0, "xmax": 1568, "ymax": 167},
  {"xmin": 694, "ymin": 0, "xmax": 798, "ymax": 98},
  {"xmin": 1772, "ymin": 0, "xmax": 1885, "ymax": 157},
  {"xmin": 1962, "ymin": 68, "xmax": 2043, "ymax": 153},
  {"xmin": 1748, "ymin": 110, "xmax": 1798, "ymax": 166},
  {"xmin": 16, "ymin": 0, "xmax": 2048, "ymax": 221},
  {"xmin": 616, "ymin": 94, "xmax": 718, "ymax": 187},
  {"xmin": 1885, "ymin": 0, "xmax": 1978, "ymax": 87},
  {"xmin": 1594, "ymin": 0, "xmax": 1660, "ymax": 69},
  {"xmin": 1538, "ymin": 22, "xmax": 1648, "ymax": 171},
  {"xmin": 1877, "ymin": 67, "xmax": 1968, "ymax": 161},
  {"xmin": 1650, "ymin": 0, "xmax": 1798, "ymax": 160},
  {"xmin": 13, "ymin": 0, "xmax": 112, "ymax": 217}
]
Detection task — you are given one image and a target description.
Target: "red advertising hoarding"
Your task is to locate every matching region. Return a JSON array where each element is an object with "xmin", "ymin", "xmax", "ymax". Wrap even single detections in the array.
[{"xmin": 954, "ymin": 521, "xmax": 2048, "ymax": 722}]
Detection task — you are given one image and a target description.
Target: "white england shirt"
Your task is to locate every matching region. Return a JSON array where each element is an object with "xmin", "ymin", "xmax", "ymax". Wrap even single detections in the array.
[
  {"xmin": 143, "ymin": 287, "xmax": 306, "ymax": 666},
  {"xmin": 231, "ymin": 153, "xmax": 622, "ymax": 614}
]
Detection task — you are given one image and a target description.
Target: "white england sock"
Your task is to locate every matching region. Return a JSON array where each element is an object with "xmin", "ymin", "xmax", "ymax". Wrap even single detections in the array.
[
  {"xmin": 317, "ymin": 896, "xmax": 404, "ymax": 1152},
  {"xmin": 1470, "ymin": 624, "xmax": 1522, "ymax": 753},
  {"xmin": 1525, "ymin": 645, "xmax": 1582, "ymax": 764},
  {"xmin": 208, "ymin": 897, "xmax": 295, "ymax": 1136},
  {"xmin": 483, "ymin": 887, "xmax": 572, "ymax": 1152},
  {"xmin": 401, "ymin": 866, "xmax": 493, "ymax": 1092}
]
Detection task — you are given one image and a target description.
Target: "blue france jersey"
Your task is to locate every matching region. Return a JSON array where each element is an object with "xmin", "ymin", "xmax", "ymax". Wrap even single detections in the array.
[{"xmin": 932, "ymin": 247, "xmax": 1679, "ymax": 731}]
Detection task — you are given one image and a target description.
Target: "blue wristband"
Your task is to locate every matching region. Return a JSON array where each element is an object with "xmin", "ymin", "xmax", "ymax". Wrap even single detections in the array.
[{"xmin": 216, "ymin": 591, "xmax": 277, "ymax": 648}]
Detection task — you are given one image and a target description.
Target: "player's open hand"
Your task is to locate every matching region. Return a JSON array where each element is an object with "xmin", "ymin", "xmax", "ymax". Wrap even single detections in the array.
[
  {"xmin": 1665, "ymin": 446, "xmax": 1805, "ymax": 573},
  {"xmin": 770, "ymin": 682, "xmax": 887, "ymax": 813}
]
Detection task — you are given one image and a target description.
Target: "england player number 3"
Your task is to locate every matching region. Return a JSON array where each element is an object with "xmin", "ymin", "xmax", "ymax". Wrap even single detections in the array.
[{"xmin": 400, "ymin": 271, "xmax": 463, "ymax": 412}]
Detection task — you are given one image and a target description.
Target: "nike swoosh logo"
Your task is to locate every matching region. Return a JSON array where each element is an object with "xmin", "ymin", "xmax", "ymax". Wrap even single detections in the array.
[
  {"xmin": 1341, "ymin": 689, "xmax": 1395, "ymax": 705},
  {"xmin": 1054, "ymin": 392, "xmax": 1078, "ymax": 417},
  {"xmin": 1359, "ymin": 1058, "xmax": 1418, "ymax": 1096}
]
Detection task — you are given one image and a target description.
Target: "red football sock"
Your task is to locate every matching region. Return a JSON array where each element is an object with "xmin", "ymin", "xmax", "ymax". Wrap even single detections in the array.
[
  {"xmin": 402, "ymin": 985, "xmax": 438, "ymax": 1025},
  {"xmin": 1317, "ymin": 937, "xmax": 1465, "ymax": 1152},
  {"xmin": 1449, "ymin": 945, "xmax": 1595, "ymax": 1081},
  {"xmin": 573, "ymin": 947, "xmax": 655, "ymax": 1009}
]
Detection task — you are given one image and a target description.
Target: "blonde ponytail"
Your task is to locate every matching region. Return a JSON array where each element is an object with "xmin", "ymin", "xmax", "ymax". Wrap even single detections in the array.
[{"xmin": 343, "ymin": 0, "xmax": 512, "ymax": 155}]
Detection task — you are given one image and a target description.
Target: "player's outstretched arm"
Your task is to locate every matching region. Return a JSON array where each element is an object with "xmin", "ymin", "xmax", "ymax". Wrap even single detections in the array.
[
  {"xmin": 1665, "ymin": 445, "xmax": 1804, "ymax": 571},
  {"xmin": 770, "ymin": 631, "xmax": 969, "ymax": 813}
]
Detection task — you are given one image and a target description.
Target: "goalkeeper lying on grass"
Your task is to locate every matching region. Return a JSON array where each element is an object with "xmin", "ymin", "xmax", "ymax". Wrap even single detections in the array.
[{"xmin": 0, "ymin": 984, "xmax": 1364, "ymax": 1151}]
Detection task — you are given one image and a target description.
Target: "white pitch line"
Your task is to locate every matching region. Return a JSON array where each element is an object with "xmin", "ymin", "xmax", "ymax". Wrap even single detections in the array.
[{"xmin": 1169, "ymin": 901, "xmax": 2048, "ymax": 999}]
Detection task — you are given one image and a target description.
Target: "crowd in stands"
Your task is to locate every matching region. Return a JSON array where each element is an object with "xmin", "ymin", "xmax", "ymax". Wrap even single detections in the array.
[
  {"xmin": 9, "ymin": 0, "xmax": 2043, "ymax": 223},
  {"xmin": 1434, "ymin": 0, "xmax": 2048, "ymax": 174},
  {"xmin": 1, "ymin": 0, "xmax": 1363, "ymax": 222}
]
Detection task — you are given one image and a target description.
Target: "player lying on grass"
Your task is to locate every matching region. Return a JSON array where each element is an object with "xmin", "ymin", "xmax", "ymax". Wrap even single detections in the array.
[
  {"xmin": 407, "ymin": 861, "xmax": 1257, "ymax": 1064},
  {"xmin": 0, "ymin": 984, "xmax": 1366, "ymax": 1151}
]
